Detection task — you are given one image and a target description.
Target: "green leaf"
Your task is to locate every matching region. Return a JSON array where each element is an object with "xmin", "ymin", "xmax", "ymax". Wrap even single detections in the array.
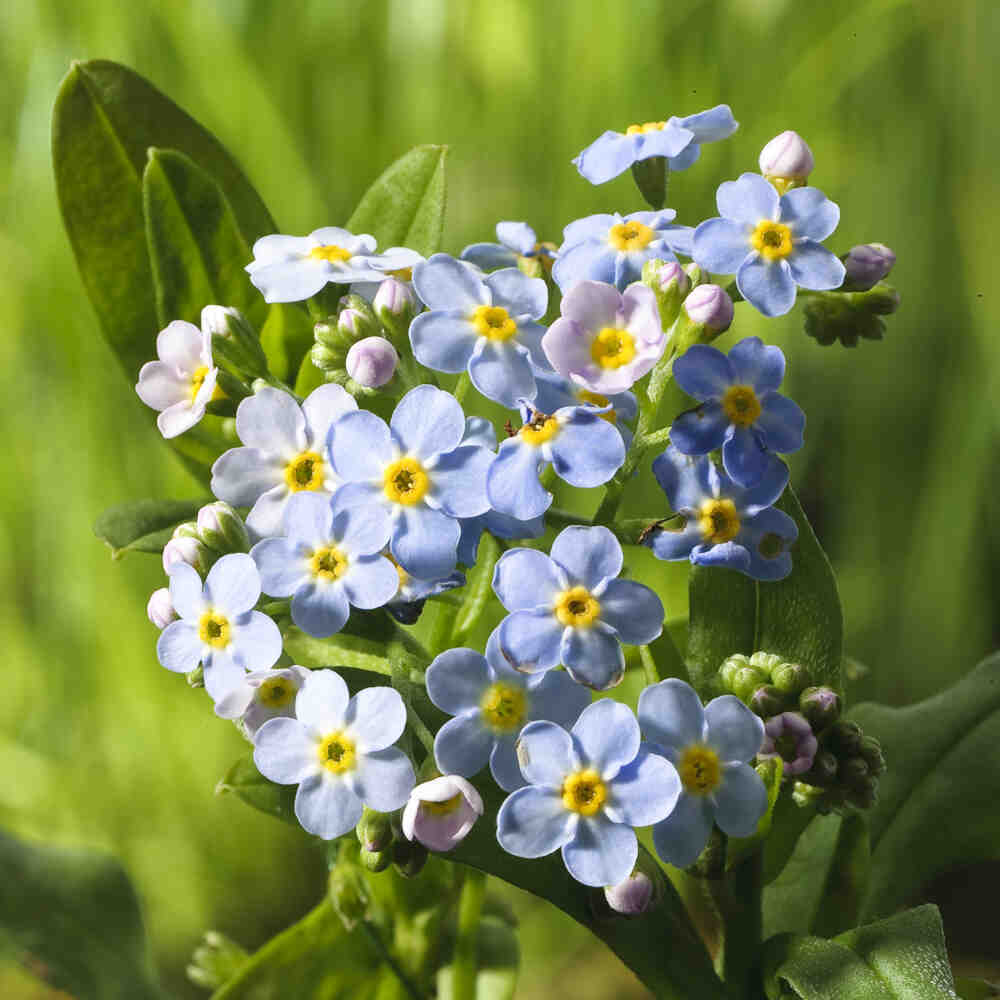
[
  {"xmin": 437, "ymin": 916, "xmax": 519, "ymax": 1000},
  {"xmin": 262, "ymin": 302, "xmax": 317, "ymax": 382},
  {"xmin": 727, "ymin": 757, "xmax": 783, "ymax": 869},
  {"xmin": 215, "ymin": 754, "xmax": 299, "ymax": 828},
  {"xmin": 851, "ymin": 651, "xmax": 1000, "ymax": 921},
  {"xmin": 810, "ymin": 813, "xmax": 870, "ymax": 939},
  {"xmin": 955, "ymin": 978, "xmax": 1000, "ymax": 999},
  {"xmin": 763, "ymin": 905, "xmax": 959, "ymax": 999},
  {"xmin": 94, "ymin": 497, "xmax": 206, "ymax": 558},
  {"xmin": 686, "ymin": 566, "xmax": 756, "ymax": 694},
  {"xmin": 346, "ymin": 145, "xmax": 448, "ymax": 257},
  {"xmin": 0, "ymin": 829, "xmax": 165, "ymax": 1000},
  {"xmin": 452, "ymin": 532, "xmax": 499, "ymax": 641}
]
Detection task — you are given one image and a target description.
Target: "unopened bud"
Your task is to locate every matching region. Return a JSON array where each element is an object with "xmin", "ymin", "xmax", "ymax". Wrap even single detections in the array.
[
  {"xmin": 201, "ymin": 305, "xmax": 243, "ymax": 338},
  {"xmin": 642, "ymin": 258, "xmax": 690, "ymax": 329},
  {"xmin": 356, "ymin": 808, "xmax": 394, "ymax": 854},
  {"xmin": 604, "ymin": 870, "xmax": 655, "ymax": 916},
  {"xmin": 328, "ymin": 865, "xmax": 370, "ymax": 930},
  {"xmin": 186, "ymin": 930, "xmax": 249, "ymax": 991},
  {"xmin": 359, "ymin": 847, "xmax": 393, "ymax": 873},
  {"xmin": 792, "ymin": 780, "xmax": 825, "ymax": 808},
  {"xmin": 798, "ymin": 686, "xmax": 841, "ymax": 730},
  {"xmin": 847, "ymin": 781, "xmax": 878, "ymax": 810},
  {"xmin": 373, "ymin": 277, "xmax": 419, "ymax": 341},
  {"xmin": 147, "ymin": 587, "xmax": 177, "ymax": 629},
  {"xmin": 345, "ymin": 337, "xmax": 399, "ymax": 388},
  {"xmin": 186, "ymin": 665, "xmax": 205, "ymax": 688},
  {"xmin": 858, "ymin": 737, "xmax": 886, "ymax": 777},
  {"xmin": 759, "ymin": 131, "xmax": 815, "ymax": 192},
  {"xmin": 684, "ymin": 284, "xmax": 734, "ymax": 332},
  {"xmin": 197, "ymin": 501, "xmax": 249, "ymax": 554},
  {"xmin": 840, "ymin": 757, "xmax": 870, "ymax": 788},
  {"xmin": 771, "ymin": 662, "xmax": 811, "ymax": 696},
  {"xmin": 805, "ymin": 750, "xmax": 839, "ymax": 787},
  {"xmin": 162, "ymin": 532, "xmax": 208, "ymax": 575},
  {"xmin": 718, "ymin": 653, "xmax": 751, "ymax": 694},
  {"xmin": 749, "ymin": 651, "xmax": 784, "ymax": 676},
  {"xmin": 749, "ymin": 684, "xmax": 786, "ymax": 719},
  {"xmin": 732, "ymin": 665, "xmax": 769, "ymax": 701},
  {"xmin": 841, "ymin": 244, "xmax": 896, "ymax": 292},
  {"xmin": 822, "ymin": 720, "xmax": 863, "ymax": 756},
  {"xmin": 683, "ymin": 262, "xmax": 706, "ymax": 289},
  {"xmin": 201, "ymin": 305, "xmax": 268, "ymax": 379},
  {"xmin": 392, "ymin": 838, "xmax": 428, "ymax": 878}
]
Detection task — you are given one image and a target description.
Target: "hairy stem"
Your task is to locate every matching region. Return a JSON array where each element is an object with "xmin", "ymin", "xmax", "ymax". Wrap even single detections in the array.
[{"xmin": 451, "ymin": 869, "xmax": 487, "ymax": 1000}]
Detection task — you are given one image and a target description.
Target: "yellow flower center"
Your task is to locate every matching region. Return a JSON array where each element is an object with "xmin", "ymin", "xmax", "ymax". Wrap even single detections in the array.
[
  {"xmin": 750, "ymin": 221, "xmax": 794, "ymax": 261},
  {"xmin": 480, "ymin": 682, "xmax": 527, "ymax": 732},
  {"xmin": 309, "ymin": 244, "xmax": 352, "ymax": 264},
  {"xmin": 257, "ymin": 675, "xmax": 297, "ymax": 709},
  {"xmin": 471, "ymin": 305, "xmax": 518, "ymax": 342},
  {"xmin": 422, "ymin": 793, "xmax": 465, "ymax": 816},
  {"xmin": 520, "ymin": 416, "xmax": 560, "ymax": 446},
  {"xmin": 198, "ymin": 611, "xmax": 231, "ymax": 649},
  {"xmin": 590, "ymin": 327, "xmax": 637, "ymax": 370},
  {"xmin": 317, "ymin": 731, "xmax": 356, "ymax": 774},
  {"xmin": 577, "ymin": 389, "xmax": 618, "ymax": 424},
  {"xmin": 625, "ymin": 121, "xmax": 666, "ymax": 135},
  {"xmin": 284, "ymin": 451, "xmax": 325, "ymax": 492},
  {"xmin": 699, "ymin": 499, "xmax": 741, "ymax": 544},
  {"xmin": 554, "ymin": 586, "xmax": 601, "ymax": 628},
  {"xmin": 382, "ymin": 457, "xmax": 430, "ymax": 505},
  {"xmin": 309, "ymin": 545, "xmax": 349, "ymax": 581},
  {"xmin": 562, "ymin": 769, "xmax": 607, "ymax": 816},
  {"xmin": 607, "ymin": 221, "xmax": 655, "ymax": 252},
  {"xmin": 678, "ymin": 745, "xmax": 722, "ymax": 796},
  {"xmin": 721, "ymin": 385, "xmax": 762, "ymax": 427},
  {"xmin": 388, "ymin": 267, "xmax": 413, "ymax": 281}
]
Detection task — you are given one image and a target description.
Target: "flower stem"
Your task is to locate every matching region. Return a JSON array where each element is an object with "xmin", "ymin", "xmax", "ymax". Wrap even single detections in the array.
[
  {"xmin": 709, "ymin": 851, "xmax": 763, "ymax": 998},
  {"xmin": 360, "ymin": 919, "xmax": 426, "ymax": 1000},
  {"xmin": 451, "ymin": 869, "xmax": 487, "ymax": 1000}
]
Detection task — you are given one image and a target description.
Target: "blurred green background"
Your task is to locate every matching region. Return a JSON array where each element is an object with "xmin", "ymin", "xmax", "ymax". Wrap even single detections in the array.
[{"xmin": 2, "ymin": 0, "xmax": 997, "ymax": 995}]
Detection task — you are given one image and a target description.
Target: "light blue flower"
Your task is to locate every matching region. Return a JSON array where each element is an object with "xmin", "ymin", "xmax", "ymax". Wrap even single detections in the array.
[
  {"xmin": 572, "ymin": 105, "xmax": 739, "ymax": 184},
  {"xmin": 496, "ymin": 699, "xmax": 680, "ymax": 887},
  {"xmin": 460, "ymin": 222, "xmax": 556, "ymax": 272},
  {"xmin": 251, "ymin": 492, "xmax": 398, "ymax": 638},
  {"xmin": 254, "ymin": 669, "xmax": 415, "ymax": 840},
  {"xmin": 646, "ymin": 447, "xmax": 797, "ymax": 581},
  {"xmin": 156, "ymin": 554, "xmax": 283, "ymax": 700},
  {"xmin": 638, "ymin": 679, "xmax": 767, "ymax": 868},
  {"xmin": 493, "ymin": 526, "xmax": 664, "ymax": 690},
  {"xmin": 530, "ymin": 369, "xmax": 637, "ymax": 449},
  {"xmin": 409, "ymin": 254, "xmax": 548, "ymax": 408},
  {"xmin": 671, "ymin": 337, "xmax": 805, "ymax": 487},
  {"xmin": 426, "ymin": 629, "xmax": 591, "ymax": 791},
  {"xmin": 214, "ymin": 665, "xmax": 311, "ymax": 736},
  {"xmin": 692, "ymin": 173, "xmax": 846, "ymax": 317},
  {"xmin": 553, "ymin": 211, "xmax": 693, "ymax": 293},
  {"xmin": 486, "ymin": 405, "xmax": 625, "ymax": 521},
  {"xmin": 327, "ymin": 385, "xmax": 493, "ymax": 580}
]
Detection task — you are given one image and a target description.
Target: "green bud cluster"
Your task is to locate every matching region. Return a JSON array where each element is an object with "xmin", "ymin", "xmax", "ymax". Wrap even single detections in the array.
[
  {"xmin": 312, "ymin": 296, "xmax": 380, "ymax": 373},
  {"xmin": 196, "ymin": 501, "xmax": 251, "ymax": 555},
  {"xmin": 803, "ymin": 282, "xmax": 901, "ymax": 348},
  {"xmin": 717, "ymin": 651, "xmax": 814, "ymax": 718},
  {"xmin": 186, "ymin": 930, "xmax": 249, "ymax": 990},
  {"xmin": 798, "ymin": 720, "xmax": 886, "ymax": 812},
  {"xmin": 328, "ymin": 862, "xmax": 372, "ymax": 930},
  {"xmin": 206, "ymin": 306, "xmax": 270, "ymax": 383},
  {"xmin": 352, "ymin": 807, "xmax": 428, "ymax": 877}
]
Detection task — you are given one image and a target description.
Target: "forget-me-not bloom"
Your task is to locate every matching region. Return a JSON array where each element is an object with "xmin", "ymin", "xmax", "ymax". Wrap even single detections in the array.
[
  {"xmin": 409, "ymin": 254, "xmax": 548, "ymax": 408},
  {"xmin": 493, "ymin": 526, "xmax": 664, "ymax": 690},
  {"xmin": 156, "ymin": 554, "xmax": 282, "ymax": 700},
  {"xmin": 638, "ymin": 679, "xmax": 767, "ymax": 868},
  {"xmin": 251, "ymin": 492, "xmax": 399, "ymax": 638},
  {"xmin": 646, "ymin": 447, "xmax": 797, "ymax": 581},
  {"xmin": 214, "ymin": 665, "xmax": 311, "ymax": 736},
  {"xmin": 542, "ymin": 280, "xmax": 665, "ymax": 395},
  {"xmin": 572, "ymin": 105, "xmax": 739, "ymax": 184},
  {"xmin": 553, "ymin": 211, "xmax": 693, "ymax": 293},
  {"xmin": 460, "ymin": 222, "xmax": 556, "ymax": 273},
  {"xmin": 486, "ymin": 405, "xmax": 625, "ymax": 521},
  {"xmin": 254, "ymin": 669, "xmax": 416, "ymax": 840},
  {"xmin": 496, "ymin": 700, "xmax": 680, "ymax": 887},
  {"xmin": 402, "ymin": 775, "xmax": 484, "ymax": 853},
  {"xmin": 327, "ymin": 385, "xmax": 493, "ymax": 579},
  {"xmin": 530, "ymin": 369, "xmax": 637, "ymax": 450},
  {"xmin": 426, "ymin": 629, "xmax": 591, "ymax": 791},
  {"xmin": 671, "ymin": 337, "xmax": 805, "ymax": 487},
  {"xmin": 692, "ymin": 173, "xmax": 845, "ymax": 317},
  {"xmin": 211, "ymin": 384, "xmax": 357, "ymax": 539}
]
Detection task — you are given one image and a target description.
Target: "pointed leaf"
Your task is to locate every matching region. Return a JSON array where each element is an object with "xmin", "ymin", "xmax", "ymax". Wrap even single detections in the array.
[
  {"xmin": 686, "ymin": 566, "xmax": 756, "ymax": 694},
  {"xmin": 216, "ymin": 755, "xmax": 299, "ymax": 828},
  {"xmin": 94, "ymin": 498, "xmax": 206, "ymax": 559}
]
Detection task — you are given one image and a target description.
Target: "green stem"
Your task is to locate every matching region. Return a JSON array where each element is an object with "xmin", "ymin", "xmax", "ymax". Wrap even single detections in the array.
[
  {"xmin": 360, "ymin": 920, "xmax": 426, "ymax": 1000},
  {"xmin": 451, "ymin": 869, "xmax": 487, "ymax": 1000},
  {"xmin": 545, "ymin": 507, "xmax": 593, "ymax": 530},
  {"xmin": 636, "ymin": 425, "xmax": 671, "ymax": 453},
  {"xmin": 453, "ymin": 371, "xmax": 472, "ymax": 405},
  {"xmin": 710, "ymin": 852, "xmax": 763, "ymax": 998}
]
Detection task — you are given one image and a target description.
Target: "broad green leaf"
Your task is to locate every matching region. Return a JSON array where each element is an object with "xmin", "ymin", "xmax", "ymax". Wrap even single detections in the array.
[
  {"xmin": 956, "ymin": 979, "xmax": 1000, "ymax": 999},
  {"xmin": 763, "ymin": 905, "xmax": 958, "ymax": 1000},
  {"xmin": 216, "ymin": 754, "xmax": 299, "ymax": 828},
  {"xmin": 346, "ymin": 145, "xmax": 448, "ymax": 257},
  {"xmin": 810, "ymin": 813, "xmax": 870, "ymax": 939},
  {"xmin": 452, "ymin": 532, "xmax": 499, "ymax": 640},
  {"xmin": 851, "ymin": 652, "xmax": 1000, "ymax": 920},
  {"xmin": 437, "ymin": 916, "xmax": 519, "ymax": 1000},
  {"xmin": 0, "ymin": 829, "xmax": 164, "ymax": 1000},
  {"xmin": 686, "ymin": 566, "xmax": 756, "ymax": 693},
  {"xmin": 727, "ymin": 757, "xmax": 783, "ymax": 869},
  {"xmin": 262, "ymin": 302, "xmax": 316, "ymax": 382},
  {"xmin": 93, "ymin": 498, "xmax": 206, "ymax": 558}
]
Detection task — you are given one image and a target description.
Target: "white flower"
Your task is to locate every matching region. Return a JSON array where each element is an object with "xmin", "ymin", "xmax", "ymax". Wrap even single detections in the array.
[
  {"xmin": 135, "ymin": 320, "xmax": 220, "ymax": 438},
  {"xmin": 214, "ymin": 665, "xmax": 311, "ymax": 736},
  {"xmin": 211, "ymin": 384, "xmax": 357, "ymax": 538},
  {"xmin": 146, "ymin": 587, "xmax": 176, "ymax": 629},
  {"xmin": 401, "ymin": 775, "xmax": 484, "ymax": 852}
]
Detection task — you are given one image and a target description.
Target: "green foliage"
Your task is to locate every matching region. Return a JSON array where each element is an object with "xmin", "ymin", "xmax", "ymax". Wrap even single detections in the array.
[
  {"xmin": 93, "ymin": 497, "xmax": 206, "ymax": 558},
  {"xmin": 216, "ymin": 755, "xmax": 299, "ymax": 829},
  {"xmin": 436, "ymin": 916, "xmax": 519, "ymax": 1000},
  {"xmin": 0, "ymin": 829, "xmax": 165, "ymax": 1000}
]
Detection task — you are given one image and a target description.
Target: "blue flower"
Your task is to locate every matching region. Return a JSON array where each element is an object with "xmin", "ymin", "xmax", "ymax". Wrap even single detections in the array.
[
  {"xmin": 671, "ymin": 337, "xmax": 805, "ymax": 487},
  {"xmin": 530, "ymin": 369, "xmax": 637, "ymax": 449},
  {"xmin": 409, "ymin": 254, "xmax": 548, "ymax": 408},
  {"xmin": 327, "ymin": 385, "xmax": 493, "ymax": 580},
  {"xmin": 493, "ymin": 526, "xmax": 664, "ymax": 690},
  {"xmin": 254, "ymin": 669, "xmax": 415, "ymax": 840},
  {"xmin": 460, "ymin": 222, "xmax": 556, "ymax": 272},
  {"xmin": 156, "ymin": 554, "xmax": 283, "ymax": 700},
  {"xmin": 426, "ymin": 629, "xmax": 591, "ymax": 791},
  {"xmin": 638, "ymin": 679, "xmax": 767, "ymax": 868},
  {"xmin": 251, "ymin": 492, "xmax": 399, "ymax": 638},
  {"xmin": 553, "ymin": 211, "xmax": 693, "ymax": 293},
  {"xmin": 572, "ymin": 105, "xmax": 739, "ymax": 184},
  {"xmin": 496, "ymin": 700, "xmax": 680, "ymax": 887},
  {"xmin": 646, "ymin": 447, "xmax": 797, "ymax": 581},
  {"xmin": 486, "ymin": 405, "xmax": 625, "ymax": 521},
  {"xmin": 692, "ymin": 173, "xmax": 846, "ymax": 317}
]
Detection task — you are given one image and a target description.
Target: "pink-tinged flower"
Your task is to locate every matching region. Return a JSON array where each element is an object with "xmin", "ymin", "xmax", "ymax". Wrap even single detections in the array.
[
  {"xmin": 759, "ymin": 711, "xmax": 818, "ymax": 776},
  {"xmin": 542, "ymin": 281, "xmax": 665, "ymax": 395},
  {"xmin": 604, "ymin": 870, "xmax": 655, "ymax": 915},
  {"xmin": 401, "ymin": 775, "xmax": 484, "ymax": 852}
]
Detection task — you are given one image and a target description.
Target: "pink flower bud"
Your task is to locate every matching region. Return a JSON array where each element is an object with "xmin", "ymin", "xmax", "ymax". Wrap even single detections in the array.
[
  {"xmin": 655, "ymin": 261, "xmax": 690, "ymax": 295},
  {"xmin": 841, "ymin": 243, "xmax": 896, "ymax": 292},
  {"xmin": 146, "ymin": 587, "xmax": 177, "ymax": 629},
  {"xmin": 345, "ymin": 337, "xmax": 399, "ymax": 388},
  {"xmin": 604, "ymin": 871, "xmax": 655, "ymax": 916},
  {"xmin": 373, "ymin": 277, "xmax": 418, "ymax": 318},
  {"xmin": 162, "ymin": 535, "xmax": 203, "ymax": 575},
  {"xmin": 684, "ymin": 283, "xmax": 734, "ymax": 331},
  {"xmin": 338, "ymin": 307, "xmax": 366, "ymax": 337},
  {"xmin": 200, "ymin": 305, "xmax": 241, "ymax": 338},
  {"xmin": 759, "ymin": 131, "xmax": 815, "ymax": 180},
  {"xmin": 401, "ymin": 775, "xmax": 483, "ymax": 852}
]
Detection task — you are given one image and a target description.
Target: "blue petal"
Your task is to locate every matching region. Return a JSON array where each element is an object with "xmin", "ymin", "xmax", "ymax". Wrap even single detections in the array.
[
  {"xmin": 673, "ymin": 344, "xmax": 733, "ymax": 400},
  {"xmin": 492, "ymin": 548, "xmax": 564, "ymax": 611},
  {"xmin": 691, "ymin": 541, "xmax": 752, "ymax": 573},
  {"xmin": 704, "ymin": 696, "xmax": 765, "ymax": 762},
  {"xmin": 487, "ymin": 438, "xmax": 551, "ymax": 520},
  {"xmin": 739, "ymin": 506, "xmax": 798, "ymax": 582},
  {"xmin": 460, "ymin": 242, "xmax": 519, "ymax": 271},
  {"xmin": 485, "ymin": 268, "xmax": 547, "ymax": 320},
  {"xmin": 252, "ymin": 538, "xmax": 310, "ymax": 597},
  {"xmin": 726, "ymin": 336, "xmax": 785, "ymax": 393},
  {"xmin": 651, "ymin": 448, "xmax": 713, "ymax": 512},
  {"xmin": 788, "ymin": 240, "xmax": 847, "ymax": 291},
  {"xmin": 528, "ymin": 671, "xmax": 592, "ymax": 729},
  {"xmin": 673, "ymin": 105, "xmax": 738, "ymax": 144},
  {"xmin": 637, "ymin": 679, "xmax": 706, "ymax": 752},
  {"xmin": 552, "ymin": 241, "xmax": 615, "ymax": 292},
  {"xmin": 652, "ymin": 790, "xmax": 714, "ymax": 868},
  {"xmin": 204, "ymin": 553, "xmax": 260, "ymax": 616},
  {"xmin": 490, "ymin": 737, "xmax": 526, "ymax": 792},
  {"xmin": 291, "ymin": 580, "xmax": 350, "ymax": 637},
  {"xmin": 738, "ymin": 455, "xmax": 789, "ymax": 512},
  {"xmin": 331, "ymin": 498, "xmax": 393, "ymax": 557},
  {"xmin": 515, "ymin": 720, "xmax": 578, "ymax": 785},
  {"xmin": 167, "ymin": 562, "xmax": 204, "ymax": 620},
  {"xmin": 779, "ymin": 187, "xmax": 840, "ymax": 242},
  {"xmin": 636, "ymin": 124, "xmax": 695, "ymax": 159},
  {"xmin": 483, "ymin": 509, "xmax": 545, "ymax": 542},
  {"xmin": 572, "ymin": 132, "xmax": 643, "ymax": 184},
  {"xmin": 157, "ymin": 621, "xmax": 203, "ymax": 673},
  {"xmin": 413, "ymin": 252, "xmax": 489, "ymax": 311},
  {"xmin": 691, "ymin": 218, "xmax": 750, "ymax": 275},
  {"xmin": 667, "ymin": 143, "xmax": 701, "ymax": 171},
  {"xmin": 713, "ymin": 762, "xmax": 768, "ymax": 837},
  {"xmin": 230, "ymin": 612, "xmax": 282, "ymax": 671},
  {"xmin": 736, "ymin": 255, "xmax": 797, "ymax": 318},
  {"xmin": 329, "ymin": 410, "xmax": 393, "ymax": 482},
  {"xmin": 671, "ymin": 402, "xmax": 729, "ymax": 456},
  {"xmin": 282, "ymin": 491, "xmax": 334, "ymax": 548},
  {"xmin": 648, "ymin": 520, "xmax": 702, "ymax": 562},
  {"xmin": 562, "ymin": 815, "xmax": 637, "ymax": 887},
  {"xmin": 562, "ymin": 214, "xmax": 618, "ymax": 245},
  {"xmin": 560, "ymin": 622, "xmax": 626, "ymax": 690},
  {"xmin": 571, "ymin": 699, "xmax": 640, "ymax": 778},
  {"xmin": 456, "ymin": 517, "xmax": 484, "ymax": 567},
  {"xmin": 498, "ymin": 609, "xmax": 564, "ymax": 672},
  {"xmin": 426, "ymin": 648, "xmax": 491, "ymax": 714},
  {"xmin": 391, "ymin": 504, "xmax": 460, "ymax": 580},
  {"xmin": 345, "ymin": 686, "xmax": 407, "ymax": 752},
  {"xmin": 497, "ymin": 786, "xmax": 574, "ymax": 857},
  {"xmin": 350, "ymin": 746, "xmax": 415, "ymax": 813},
  {"xmin": 512, "ymin": 320, "xmax": 549, "ymax": 371},
  {"xmin": 409, "ymin": 311, "xmax": 478, "ymax": 374},
  {"xmin": 461, "ymin": 415, "xmax": 498, "ymax": 450},
  {"xmin": 606, "ymin": 747, "xmax": 681, "ymax": 826},
  {"xmin": 549, "ymin": 525, "xmax": 622, "ymax": 590},
  {"xmin": 755, "ymin": 393, "xmax": 805, "ymax": 453},
  {"xmin": 340, "ymin": 556, "xmax": 399, "ymax": 610},
  {"xmin": 716, "ymin": 173, "xmax": 780, "ymax": 225},
  {"xmin": 657, "ymin": 224, "xmax": 694, "ymax": 257},
  {"xmin": 722, "ymin": 426, "xmax": 770, "ymax": 488},
  {"xmin": 549, "ymin": 410, "xmax": 625, "ymax": 488},
  {"xmin": 431, "ymin": 445, "xmax": 493, "ymax": 518},
  {"xmin": 390, "ymin": 385, "xmax": 465, "ymax": 459},
  {"xmin": 433, "ymin": 713, "xmax": 494, "ymax": 777},
  {"xmin": 496, "ymin": 221, "xmax": 538, "ymax": 255},
  {"xmin": 468, "ymin": 338, "xmax": 538, "ymax": 408},
  {"xmin": 295, "ymin": 774, "xmax": 363, "ymax": 840},
  {"xmin": 596, "ymin": 578, "xmax": 663, "ymax": 646}
]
